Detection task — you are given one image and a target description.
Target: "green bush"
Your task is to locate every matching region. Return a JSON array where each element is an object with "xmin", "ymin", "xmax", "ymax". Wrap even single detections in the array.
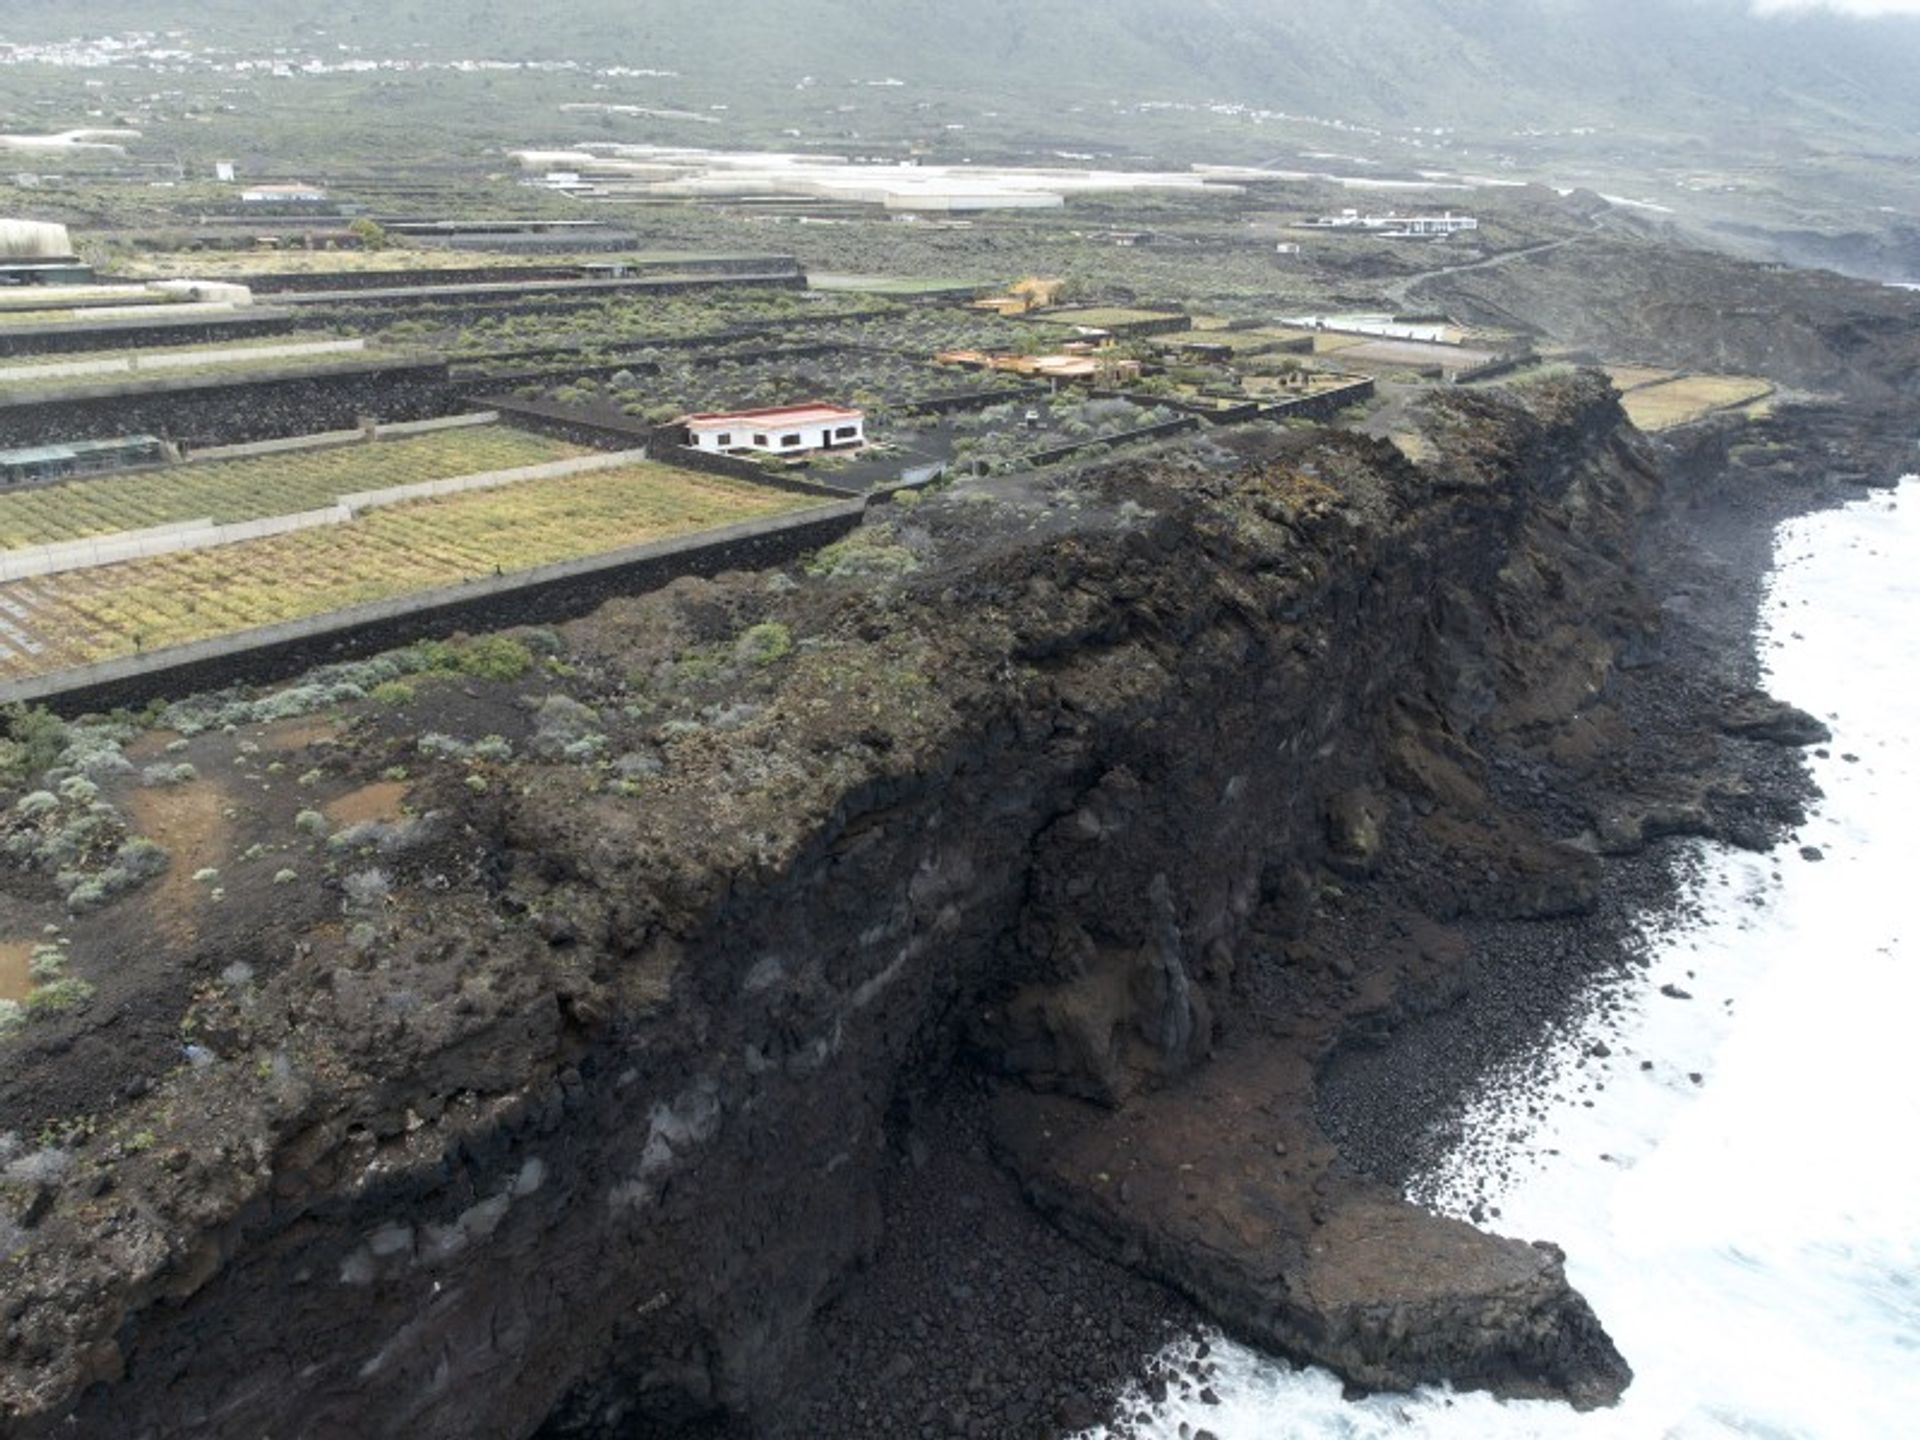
[
  {"xmin": 369, "ymin": 681, "xmax": 417, "ymax": 707},
  {"xmin": 423, "ymin": 634, "xmax": 535, "ymax": 683},
  {"xmin": 24, "ymin": 975, "xmax": 96, "ymax": 1018},
  {"xmin": 735, "ymin": 622, "xmax": 794, "ymax": 667},
  {"xmin": 0, "ymin": 704, "xmax": 69, "ymax": 785}
]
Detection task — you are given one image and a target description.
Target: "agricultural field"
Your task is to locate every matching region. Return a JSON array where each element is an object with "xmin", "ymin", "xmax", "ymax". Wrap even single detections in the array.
[
  {"xmin": 0, "ymin": 332, "xmax": 348, "ymax": 376},
  {"xmin": 810, "ymin": 307, "xmax": 1077, "ymax": 356},
  {"xmin": 528, "ymin": 345, "xmax": 1031, "ymax": 426},
  {"xmin": 912, "ymin": 394, "xmax": 1188, "ymax": 476},
  {"xmin": 0, "ymin": 463, "xmax": 816, "ymax": 679},
  {"xmin": 808, "ymin": 275, "xmax": 987, "ymax": 296},
  {"xmin": 0, "ymin": 335, "xmax": 430, "ymax": 393},
  {"xmin": 1604, "ymin": 365, "xmax": 1679, "ymax": 393},
  {"xmin": 1040, "ymin": 306, "xmax": 1183, "ymax": 330},
  {"xmin": 115, "ymin": 248, "xmax": 785, "ymax": 280},
  {"xmin": 1155, "ymin": 327, "xmax": 1315, "ymax": 355},
  {"xmin": 0, "ymin": 426, "xmax": 589, "ymax": 549},
  {"xmin": 372, "ymin": 289, "xmax": 864, "ymax": 358},
  {"xmin": 1619, "ymin": 374, "xmax": 1774, "ymax": 431}
]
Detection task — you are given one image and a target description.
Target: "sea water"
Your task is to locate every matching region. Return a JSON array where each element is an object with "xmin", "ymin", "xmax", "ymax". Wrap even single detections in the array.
[{"xmin": 1088, "ymin": 480, "xmax": 1920, "ymax": 1440}]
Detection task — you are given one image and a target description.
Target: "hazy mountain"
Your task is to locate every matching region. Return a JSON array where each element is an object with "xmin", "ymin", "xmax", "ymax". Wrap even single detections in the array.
[{"xmin": 9, "ymin": 0, "xmax": 1920, "ymax": 144}]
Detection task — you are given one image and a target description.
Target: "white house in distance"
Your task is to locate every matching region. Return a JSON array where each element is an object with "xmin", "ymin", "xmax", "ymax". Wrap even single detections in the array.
[
  {"xmin": 680, "ymin": 403, "xmax": 866, "ymax": 457},
  {"xmin": 239, "ymin": 182, "xmax": 328, "ymax": 205}
]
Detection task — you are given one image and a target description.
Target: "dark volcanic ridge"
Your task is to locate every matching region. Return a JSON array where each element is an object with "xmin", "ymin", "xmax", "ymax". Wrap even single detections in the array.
[{"xmin": 0, "ymin": 376, "xmax": 1905, "ymax": 1440}]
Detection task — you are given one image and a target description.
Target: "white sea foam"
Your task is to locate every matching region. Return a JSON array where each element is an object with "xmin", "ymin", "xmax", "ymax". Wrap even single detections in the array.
[{"xmin": 1086, "ymin": 479, "xmax": 1920, "ymax": 1440}]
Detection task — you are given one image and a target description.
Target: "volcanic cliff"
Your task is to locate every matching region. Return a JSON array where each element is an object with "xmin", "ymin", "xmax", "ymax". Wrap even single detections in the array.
[{"xmin": 0, "ymin": 372, "xmax": 1837, "ymax": 1436}]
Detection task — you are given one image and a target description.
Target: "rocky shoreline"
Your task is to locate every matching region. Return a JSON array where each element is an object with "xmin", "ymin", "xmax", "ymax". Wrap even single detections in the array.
[
  {"xmin": 1, "ymin": 379, "xmax": 1907, "ymax": 1439},
  {"xmin": 665, "ymin": 399, "xmax": 1905, "ymax": 1440}
]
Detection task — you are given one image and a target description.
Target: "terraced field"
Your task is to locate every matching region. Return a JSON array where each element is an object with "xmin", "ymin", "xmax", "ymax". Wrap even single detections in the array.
[
  {"xmin": 0, "ymin": 427, "xmax": 590, "ymax": 549},
  {"xmin": 1619, "ymin": 374, "xmax": 1774, "ymax": 431},
  {"xmin": 1043, "ymin": 306, "xmax": 1183, "ymax": 329},
  {"xmin": 0, "ymin": 464, "xmax": 817, "ymax": 679}
]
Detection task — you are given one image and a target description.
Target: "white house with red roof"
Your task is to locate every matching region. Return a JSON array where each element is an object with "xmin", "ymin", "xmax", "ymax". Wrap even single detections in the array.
[{"xmin": 679, "ymin": 403, "xmax": 866, "ymax": 458}]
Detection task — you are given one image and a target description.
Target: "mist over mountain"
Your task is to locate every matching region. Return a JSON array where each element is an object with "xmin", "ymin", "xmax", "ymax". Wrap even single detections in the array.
[{"xmin": 10, "ymin": 0, "xmax": 1920, "ymax": 143}]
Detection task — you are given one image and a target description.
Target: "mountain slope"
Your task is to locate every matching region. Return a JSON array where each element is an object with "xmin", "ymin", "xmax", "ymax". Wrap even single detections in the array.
[{"xmin": 7, "ymin": 0, "xmax": 1920, "ymax": 142}]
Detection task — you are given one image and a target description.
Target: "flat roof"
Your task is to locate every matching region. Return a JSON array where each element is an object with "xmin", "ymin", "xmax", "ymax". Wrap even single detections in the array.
[{"xmin": 683, "ymin": 403, "xmax": 864, "ymax": 429}]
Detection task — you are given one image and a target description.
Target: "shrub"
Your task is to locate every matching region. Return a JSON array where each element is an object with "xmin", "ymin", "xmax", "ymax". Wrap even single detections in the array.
[
  {"xmin": 417, "ymin": 635, "xmax": 534, "ymax": 684},
  {"xmin": 25, "ymin": 976, "xmax": 96, "ymax": 1018},
  {"xmin": 457, "ymin": 635, "xmax": 535, "ymax": 682},
  {"xmin": 56, "ymin": 776, "xmax": 98, "ymax": 806},
  {"xmin": 0, "ymin": 705, "xmax": 68, "ymax": 785},
  {"xmin": 470, "ymin": 735, "xmax": 514, "ymax": 762},
  {"xmin": 735, "ymin": 622, "xmax": 794, "ymax": 667},
  {"xmin": 417, "ymin": 733, "xmax": 471, "ymax": 760},
  {"xmin": 530, "ymin": 695, "xmax": 602, "ymax": 760},
  {"xmin": 115, "ymin": 837, "xmax": 169, "ymax": 883},
  {"xmin": 369, "ymin": 681, "xmax": 417, "ymax": 708},
  {"xmin": 295, "ymin": 809, "xmax": 330, "ymax": 837},
  {"xmin": 805, "ymin": 531, "xmax": 919, "ymax": 581}
]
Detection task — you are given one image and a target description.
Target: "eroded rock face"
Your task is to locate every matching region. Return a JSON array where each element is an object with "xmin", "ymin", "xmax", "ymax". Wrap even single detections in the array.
[{"xmin": 2, "ymin": 375, "xmax": 1679, "ymax": 1435}]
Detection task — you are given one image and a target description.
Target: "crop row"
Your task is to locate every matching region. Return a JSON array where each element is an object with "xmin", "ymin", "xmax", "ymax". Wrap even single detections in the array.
[
  {"xmin": 0, "ymin": 427, "xmax": 588, "ymax": 550},
  {"xmin": 0, "ymin": 464, "xmax": 815, "ymax": 678}
]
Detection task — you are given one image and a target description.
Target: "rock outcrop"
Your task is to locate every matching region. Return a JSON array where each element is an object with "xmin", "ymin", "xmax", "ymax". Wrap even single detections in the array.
[{"xmin": 0, "ymin": 373, "xmax": 1702, "ymax": 1435}]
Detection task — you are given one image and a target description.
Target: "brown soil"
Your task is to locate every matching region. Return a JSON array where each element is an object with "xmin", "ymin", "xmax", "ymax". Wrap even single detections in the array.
[
  {"xmin": 323, "ymin": 780, "xmax": 410, "ymax": 827},
  {"xmin": 256, "ymin": 718, "xmax": 343, "ymax": 754},
  {"xmin": 126, "ymin": 781, "xmax": 233, "ymax": 941},
  {"xmin": 121, "ymin": 730, "xmax": 183, "ymax": 765},
  {"xmin": 0, "ymin": 941, "xmax": 34, "ymax": 1003}
]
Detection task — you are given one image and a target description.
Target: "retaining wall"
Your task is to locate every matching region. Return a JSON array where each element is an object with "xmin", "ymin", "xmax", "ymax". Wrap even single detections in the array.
[
  {"xmin": 0, "ymin": 309, "xmax": 301, "ymax": 358},
  {"xmin": 0, "ymin": 360, "xmax": 456, "ymax": 448},
  {"xmin": 1451, "ymin": 353, "xmax": 1537, "ymax": 386},
  {"xmin": 1021, "ymin": 416, "xmax": 1202, "ymax": 468},
  {"xmin": 0, "ymin": 339, "xmax": 366, "ymax": 385},
  {"xmin": 181, "ymin": 256, "xmax": 804, "ymax": 296},
  {"xmin": 1257, "ymin": 379, "xmax": 1377, "ymax": 422},
  {"xmin": 278, "ymin": 272, "xmax": 807, "ymax": 315},
  {"xmin": 4, "ymin": 503, "xmax": 866, "ymax": 717},
  {"xmin": 475, "ymin": 398, "xmax": 661, "ymax": 452}
]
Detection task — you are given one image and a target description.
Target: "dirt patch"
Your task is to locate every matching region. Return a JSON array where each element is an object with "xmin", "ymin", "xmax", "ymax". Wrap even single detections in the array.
[
  {"xmin": 0, "ymin": 940, "xmax": 34, "ymax": 1002},
  {"xmin": 257, "ymin": 718, "xmax": 343, "ymax": 754},
  {"xmin": 323, "ymin": 781, "xmax": 410, "ymax": 827},
  {"xmin": 127, "ymin": 782, "xmax": 233, "ymax": 941},
  {"xmin": 122, "ymin": 730, "xmax": 183, "ymax": 765}
]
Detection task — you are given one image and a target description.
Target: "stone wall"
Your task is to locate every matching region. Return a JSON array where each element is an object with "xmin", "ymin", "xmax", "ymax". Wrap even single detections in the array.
[
  {"xmin": 0, "ymin": 310, "xmax": 301, "ymax": 358},
  {"xmin": 0, "ymin": 360, "xmax": 456, "ymax": 448}
]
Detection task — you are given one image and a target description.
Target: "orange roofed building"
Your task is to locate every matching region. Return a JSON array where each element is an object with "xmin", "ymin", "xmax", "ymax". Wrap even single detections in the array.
[{"xmin": 678, "ymin": 403, "xmax": 866, "ymax": 457}]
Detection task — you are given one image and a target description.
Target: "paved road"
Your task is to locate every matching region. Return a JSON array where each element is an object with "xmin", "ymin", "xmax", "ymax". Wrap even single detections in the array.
[{"xmin": 1383, "ymin": 237, "xmax": 1575, "ymax": 309}]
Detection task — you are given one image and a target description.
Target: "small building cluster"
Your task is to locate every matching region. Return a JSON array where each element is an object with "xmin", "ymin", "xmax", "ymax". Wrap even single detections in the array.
[{"xmin": 1294, "ymin": 209, "xmax": 1479, "ymax": 239}]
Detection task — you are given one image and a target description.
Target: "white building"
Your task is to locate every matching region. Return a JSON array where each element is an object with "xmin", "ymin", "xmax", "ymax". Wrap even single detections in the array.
[
  {"xmin": 240, "ymin": 183, "xmax": 328, "ymax": 204},
  {"xmin": 681, "ymin": 403, "xmax": 866, "ymax": 457},
  {"xmin": 1296, "ymin": 209, "xmax": 1478, "ymax": 237}
]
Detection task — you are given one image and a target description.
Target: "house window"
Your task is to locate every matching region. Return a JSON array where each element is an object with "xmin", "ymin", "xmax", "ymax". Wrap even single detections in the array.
[
  {"xmin": 780, "ymin": 433, "xmax": 803, "ymax": 448},
  {"xmin": 753, "ymin": 434, "xmax": 769, "ymax": 448},
  {"xmin": 834, "ymin": 426, "xmax": 858, "ymax": 440},
  {"xmin": 715, "ymin": 432, "xmax": 733, "ymax": 448}
]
